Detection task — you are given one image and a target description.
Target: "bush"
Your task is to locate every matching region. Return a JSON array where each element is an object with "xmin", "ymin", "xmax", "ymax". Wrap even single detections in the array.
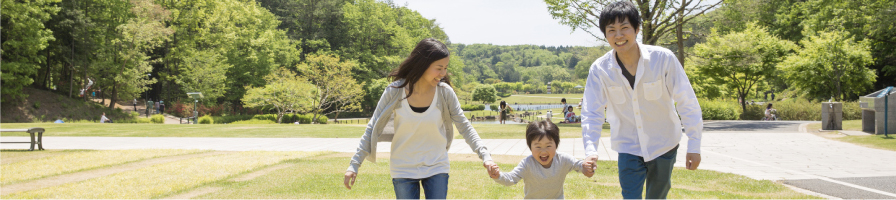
[
  {"xmin": 497, "ymin": 92, "xmax": 512, "ymax": 98},
  {"xmin": 119, "ymin": 117, "xmax": 152, "ymax": 123},
  {"xmin": 150, "ymin": 114, "xmax": 165, "ymax": 124},
  {"xmin": 198, "ymin": 115, "xmax": 214, "ymax": 124},
  {"xmin": 461, "ymin": 104, "xmax": 485, "ymax": 111},
  {"xmin": 316, "ymin": 115, "xmax": 328, "ymax": 124},
  {"xmin": 699, "ymin": 99, "xmax": 741, "ymax": 120},
  {"xmin": 230, "ymin": 119, "xmax": 277, "ymax": 124},
  {"xmin": 489, "ymin": 104, "xmax": 499, "ymax": 111},
  {"xmin": 211, "ymin": 115, "xmax": 254, "ymax": 124},
  {"xmin": 296, "ymin": 114, "xmax": 312, "ymax": 124}
]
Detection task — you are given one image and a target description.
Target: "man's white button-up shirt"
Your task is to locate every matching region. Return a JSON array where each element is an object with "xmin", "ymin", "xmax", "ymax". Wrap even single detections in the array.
[{"xmin": 581, "ymin": 43, "xmax": 703, "ymax": 162}]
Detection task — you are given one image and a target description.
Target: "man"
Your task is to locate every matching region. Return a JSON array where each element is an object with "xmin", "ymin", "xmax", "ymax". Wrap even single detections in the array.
[{"xmin": 580, "ymin": 1, "xmax": 703, "ymax": 199}]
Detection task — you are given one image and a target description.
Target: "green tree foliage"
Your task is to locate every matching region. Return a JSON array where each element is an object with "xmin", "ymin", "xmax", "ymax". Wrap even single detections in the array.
[
  {"xmin": 243, "ymin": 68, "xmax": 316, "ymax": 124},
  {"xmin": 101, "ymin": 0, "xmax": 173, "ymax": 108},
  {"xmin": 781, "ymin": 31, "xmax": 876, "ymax": 101},
  {"xmin": 174, "ymin": 50, "xmax": 230, "ymax": 102},
  {"xmin": 689, "ymin": 23, "xmax": 796, "ymax": 113},
  {"xmin": 1, "ymin": 0, "xmax": 61, "ymax": 102},
  {"xmin": 341, "ymin": 0, "xmax": 449, "ymax": 82},
  {"xmin": 298, "ymin": 53, "xmax": 363, "ymax": 123},
  {"xmin": 362, "ymin": 78, "xmax": 390, "ymax": 112},
  {"xmin": 472, "ymin": 84, "xmax": 497, "ymax": 104},
  {"xmin": 544, "ymin": 0, "xmax": 721, "ymax": 45}
]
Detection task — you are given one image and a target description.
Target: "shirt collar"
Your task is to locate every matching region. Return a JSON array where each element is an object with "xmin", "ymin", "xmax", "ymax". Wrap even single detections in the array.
[{"xmin": 609, "ymin": 42, "xmax": 651, "ymax": 71}]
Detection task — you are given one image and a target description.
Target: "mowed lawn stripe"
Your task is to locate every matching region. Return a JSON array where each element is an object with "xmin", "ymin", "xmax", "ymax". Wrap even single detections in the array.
[
  {"xmin": 4, "ymin": 151, "xmax": 321, "ymax": 199},
  {"xmin": 1, "ymin": 149, "xmax": 205, "ymax": 185}
]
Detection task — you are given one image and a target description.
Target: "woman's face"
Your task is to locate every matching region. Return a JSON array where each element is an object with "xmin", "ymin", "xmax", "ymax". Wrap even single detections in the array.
[{"xmin": 421, "ymin": 57, "xmax": 450, "ymax": 88}]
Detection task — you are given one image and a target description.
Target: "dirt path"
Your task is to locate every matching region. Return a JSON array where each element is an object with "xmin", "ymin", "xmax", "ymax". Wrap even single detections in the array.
[{"xmin": 1, "ymin": 151, "xmax": 230, "ymax": 194}]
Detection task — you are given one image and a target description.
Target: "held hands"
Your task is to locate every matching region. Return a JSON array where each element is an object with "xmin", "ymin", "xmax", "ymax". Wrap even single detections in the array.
[
  {"xmin": 582, "ymin": 160, "xmax": 595, "ymax": 177},
  {"xmin": 686, "ymin": 153, "xmax": 701, "ymax": 170},
  {"xmin": 343, "ymin": 171, "xmax": 357, "ymax": 189},
  {"xmin": 483, "ymin": 160, "xmax": 500, "ymax": 179}
]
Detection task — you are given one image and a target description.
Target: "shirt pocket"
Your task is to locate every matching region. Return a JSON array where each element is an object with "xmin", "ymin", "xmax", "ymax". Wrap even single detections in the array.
[
  {"xmin": 642, "ymin": 80, "xmax": 663, "ymax": 101},
  {"xmin": 607, "ymin": 86, "xmax": 626, "ymax": 104}
]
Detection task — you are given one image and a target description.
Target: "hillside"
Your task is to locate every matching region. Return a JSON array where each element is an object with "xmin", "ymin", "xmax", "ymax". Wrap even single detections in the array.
[{"xmin": 1, "ymin": 87, "xmax": 137, "ymax": 123}]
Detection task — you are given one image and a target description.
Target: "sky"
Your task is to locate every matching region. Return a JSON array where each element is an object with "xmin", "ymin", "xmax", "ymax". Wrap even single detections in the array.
[{"xmin": 390, "ymin": 0, "xmax": 604, "ymax": 47}]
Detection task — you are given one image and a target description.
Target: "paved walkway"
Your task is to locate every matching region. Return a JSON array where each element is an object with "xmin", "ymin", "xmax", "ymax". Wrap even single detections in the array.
[{"xmin": 2, "ymin": 121, "xmax": 895, "ymax": 198}]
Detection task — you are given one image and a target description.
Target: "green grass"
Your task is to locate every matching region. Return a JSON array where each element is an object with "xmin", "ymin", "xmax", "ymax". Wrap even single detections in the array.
[
  {"xmin": 0, "ymin": 122, "xmax": 607, "ymax": 139},
  {"xmin": 4, "ymin": 151, "xmax": 322, "ymax": 199},
  {"xmin": 492, "ymin": 93, "xmax": 584, "ymax": 104},
  {"xmin": 0, "ymin": 150, "xmax": 818, "ymax": 199},
  {"xmin": 808, "ymin": 120, "xmax": 896, "ymax": 151},
  {"xmin": 196, "ymin": 152, "xmax": 817, "ymax": 199},
  {"xmin": 0, "ymin": 149, "xmax": 204, "ymax": 185}
]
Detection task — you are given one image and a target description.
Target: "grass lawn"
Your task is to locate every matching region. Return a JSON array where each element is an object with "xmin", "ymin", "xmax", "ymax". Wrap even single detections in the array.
[
  {"xmin": 0, "ymin": 122, "xmax": 608, "ymax": 139},
  {"xmin": 0, "ymin": 150, "xmax": 819, "ymax": 199},
  {"xmin": 1, "ymin": 149, "xmax": 204, "ymax": 185},
  {"xmin": 808, "ymin": 120, "xmax": 896, "ymax": 151},
  {"xmin": 493, "ymin": 93, "xmax": 584, "ymax": 104}
]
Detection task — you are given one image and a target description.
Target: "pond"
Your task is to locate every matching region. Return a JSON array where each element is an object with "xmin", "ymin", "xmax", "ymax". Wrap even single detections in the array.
[{"xmin": 484, "ymin": 104, "xmax": 572, "ymax": 111}]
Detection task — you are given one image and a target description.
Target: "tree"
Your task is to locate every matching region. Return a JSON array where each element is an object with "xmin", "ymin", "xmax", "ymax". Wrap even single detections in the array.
[
  {"xmin": 175, "ymin": 50, "xmax": 231, "ymax": 102},
  {"xmin": 781, "ymin": 31, "xmax": 876, "ymax": 101},
  {"xmin": 472, "ymin": 84, "xmax": 497, "ymax": 104},
  {"xmin": 243, "ymin": 68, "xmax": 316, "ymax": 123},
  {"xmin": 689, "ymin": 23, "xmax": 795, "ymax": 113},
  {"xmin": 544, "ymin": 0, "xmax": 721, "ymax": 46},
  {"xmin": 103, "ymin": 0, "xmax": 172, "ymax": 108},
  {"xmin": 1, "ymin": 0, "xmax": 61, "ymax": 102},
  {"xmin": 298, "ymin": 53, "xmax": 363, "ymax": 124}
]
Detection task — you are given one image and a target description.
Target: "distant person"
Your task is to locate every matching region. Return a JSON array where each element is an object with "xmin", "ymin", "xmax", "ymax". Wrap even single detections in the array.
[
  {"xmin": 581, "ymin": 1, "xmax": 703, "ymax": 199},
  {"xmin": 764, "ymin": 103, "xmax": 777, "ymax": 121},
  {"xmin": 154, "ymin": 101, "xmax": 160, "ymax": 114},
  {"xmin": 133, "ymin": 99, "xmax": 138, "ymax": 112},
  {"xmin": 565, "ymin": 106, "xmax": 577, "ymax": 123},
  {"xmin": 100, "ymin": 112, "xmax": 112, "ymax": 123},
  {"xmin": 560, "ymin": 98, "xmax": 569, "ymax": 117},
  {"xmin": 500, "ymin": 100, "xmax": 509, "ymax": 124},
  {"xmin": 771, "ymin": 93, "xmax": 776, "ymax": 101},
  {"xmin": 159, "ymin": 100, "xmax": 165, "ymax": 114},
  {"xmin": 490, "ymin": 120, "xmax": 594, "ymax": 198}
]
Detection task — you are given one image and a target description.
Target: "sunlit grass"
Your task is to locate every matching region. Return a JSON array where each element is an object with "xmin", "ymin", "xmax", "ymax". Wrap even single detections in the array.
[
  {"xmin": 198, "ymin": 153, "xmax": 818, "ymax": 199},
  {"xmin": 4, "ymin": 151, "xmax": 322, "ymax": 199},
  {"xmin": 0, "ymin": 149, "xmax": 204, "ymax": 185}
]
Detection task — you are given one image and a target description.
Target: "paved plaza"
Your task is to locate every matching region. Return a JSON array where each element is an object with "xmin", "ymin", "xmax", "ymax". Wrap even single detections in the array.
[{"xmin": 2, "ymin": 121, "xmax": 895, "ymax": 198}]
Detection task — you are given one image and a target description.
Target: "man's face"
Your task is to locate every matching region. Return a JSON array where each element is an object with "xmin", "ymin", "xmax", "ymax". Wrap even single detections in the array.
[{"xmin": 604, "ymin": 17, "xmax": 639, "ymax": 54}]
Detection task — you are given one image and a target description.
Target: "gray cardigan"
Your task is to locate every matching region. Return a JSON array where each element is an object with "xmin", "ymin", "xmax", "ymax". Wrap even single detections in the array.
[{"xmin": 346, "ymin": 80, "xmax": 493, "ymax": 173}]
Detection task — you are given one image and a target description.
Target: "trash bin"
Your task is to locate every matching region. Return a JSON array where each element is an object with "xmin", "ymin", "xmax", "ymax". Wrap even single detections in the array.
[
  {"xmin": 859, "ymin": 86, "xmax": 895, "ymax": 135},
  {"xmin": 822, "ymin": 102, "xmax": 842, "ymax": 130}
]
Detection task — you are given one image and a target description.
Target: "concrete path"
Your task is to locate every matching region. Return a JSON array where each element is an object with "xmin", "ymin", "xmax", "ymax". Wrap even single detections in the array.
[{"xmin": 3, "ymin": 121, "xmax": 895, "ymax": 198}]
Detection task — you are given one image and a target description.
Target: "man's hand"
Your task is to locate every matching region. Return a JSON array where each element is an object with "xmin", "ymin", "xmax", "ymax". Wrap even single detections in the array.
[
  {"xmin": 343, "ymin": 171, "xmax": 357, "ymax": 189},
  {"xmin": 483, "ymin": 160, "xmax": 500, "ymax": 179},
  {"xmin": 582, "ymin": 160, "xmax": 595, "ymax": 178},
  {"xmin": 686, "ymin": 153, "xmax": 701, "ymax": 170}
]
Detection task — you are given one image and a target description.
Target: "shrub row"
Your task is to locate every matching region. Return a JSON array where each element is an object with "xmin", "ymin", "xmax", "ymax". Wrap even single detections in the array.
[
  {"xmin": 214, "ymin": 113, "xmax": 329, "ymax": 124},
  {"xmin": 698, "ymin": 99, "xmax": 861, "ymax": 121},
  {"xmin": 461, "ymin": 104, "xmax": 485, "ymax": 111}
]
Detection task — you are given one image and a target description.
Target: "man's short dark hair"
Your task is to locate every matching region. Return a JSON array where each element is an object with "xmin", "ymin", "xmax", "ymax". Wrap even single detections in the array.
[
  {"xmin": 526, "ymin": 120, "xmax": 560, "ymax": 149},
  {"xmin": 599, "ymin": 1, "xmax": 642, "ymax": 36}
]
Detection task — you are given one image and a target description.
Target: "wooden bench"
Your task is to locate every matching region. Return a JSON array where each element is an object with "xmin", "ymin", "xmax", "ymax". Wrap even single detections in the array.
[{"xmin": 0, "ymin": 128, "xmax": 45, "ymax": 151}]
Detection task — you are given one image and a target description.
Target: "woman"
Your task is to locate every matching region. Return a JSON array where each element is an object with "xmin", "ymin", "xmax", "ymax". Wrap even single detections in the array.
[
  {"xmin": 343, "ymin": 38, "xmax": 499, "ymax": 199},
  {"xmin": 765, "ymin": 103, "xmax": 776, "ymax": 121},
  {"xmin": 499, "ymin": 101, "xmax": 508, "ymax": 124}
]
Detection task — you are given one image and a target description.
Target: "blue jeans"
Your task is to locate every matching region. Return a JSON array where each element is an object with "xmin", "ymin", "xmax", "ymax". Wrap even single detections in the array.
[
  {"xmin": 618, "ymin": 145, "xmax": 678, "ymax": 199},
  {"xmin": 392, "ymin": 173, "xmax": 449, "ymax": 199}
]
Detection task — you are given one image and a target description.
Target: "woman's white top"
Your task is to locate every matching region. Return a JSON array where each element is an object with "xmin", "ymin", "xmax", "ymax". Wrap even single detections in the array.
[{"xmin": 390, "ymin": 88, "xmax": 450, "ymax": 179}]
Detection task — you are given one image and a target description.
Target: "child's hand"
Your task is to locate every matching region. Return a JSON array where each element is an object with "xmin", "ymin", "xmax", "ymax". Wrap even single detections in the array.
[
  {"xmin": 582, "ymin": 160, "xmax": 595, "ymax": 178},
  {"xmin": 483, "ymin": 161, "xmax": 500, "ymax": 179}
]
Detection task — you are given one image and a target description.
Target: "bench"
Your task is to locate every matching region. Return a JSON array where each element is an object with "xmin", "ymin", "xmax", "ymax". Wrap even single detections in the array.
[
  {"xmin": 0, "ymin": 128, "xmax": 45, "ymax": 151},
  {"xmin": 180, "ymin": 117, "xmax": 195, "ymax": 124}
]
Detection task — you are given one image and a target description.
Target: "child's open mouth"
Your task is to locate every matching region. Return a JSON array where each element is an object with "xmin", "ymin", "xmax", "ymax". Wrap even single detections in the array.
[{"xmin": 539, "ymin": 155, "xmax": 549, "ymax": 162}]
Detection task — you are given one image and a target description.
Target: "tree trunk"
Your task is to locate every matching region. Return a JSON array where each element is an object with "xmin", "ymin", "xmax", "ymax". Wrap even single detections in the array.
[
  {"xmin": 110, "ymin": 83, "xmax": 118, "ymax": 109},
  {"xmin": 675, "ymin": 7, "xmax": 686, "ymax": 67}
]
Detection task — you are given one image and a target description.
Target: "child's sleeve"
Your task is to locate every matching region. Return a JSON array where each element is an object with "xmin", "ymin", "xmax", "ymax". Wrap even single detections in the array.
[
  {"xmin": 564, "ymin": 153, "xmax": 585, "ymax": 173},
  {"xmin": 493, "ymin": 158, "xmax": 527, "ymax": 186}
]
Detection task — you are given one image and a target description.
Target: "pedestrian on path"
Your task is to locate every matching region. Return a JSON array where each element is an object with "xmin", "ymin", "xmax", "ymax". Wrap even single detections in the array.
[
  {"xmin": 580, "ymin": 1, "xmax": 704, "ymax": 199},
  {"xmin": 343, "ymin": 38, "xmax": 499, "ymax": 199}
]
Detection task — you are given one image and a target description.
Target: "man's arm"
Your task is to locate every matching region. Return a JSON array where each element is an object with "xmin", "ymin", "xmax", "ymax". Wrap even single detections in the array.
[
  {"xmin": 581, "ymin": 63, "xmax": 609, "ymax": 162},
  {"xmin": 664, "ymin": 54, "xmax": 703, "ymax": 170}
]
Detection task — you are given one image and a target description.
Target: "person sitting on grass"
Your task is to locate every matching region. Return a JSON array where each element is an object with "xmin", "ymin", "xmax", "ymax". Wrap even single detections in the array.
[
  {"xmin": 565, "ymin": 106, "xmax": 577, "ymax": 123},
  {"xmin": 100, "ymin": 112, "xmax": 112, "ymax": 123},
  {"xmin": 491, "ymin": 120, "xmax": 594, "ymax": 199}
]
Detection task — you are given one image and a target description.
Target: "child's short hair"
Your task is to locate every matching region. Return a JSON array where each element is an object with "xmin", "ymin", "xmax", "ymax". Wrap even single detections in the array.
[
  {"xmin": 567, "ymin": 106, "xmax": 574, "ymax": 111},
  {"xmin": 598, "ymin": 1, "xmax": 642, "ymax": 36},
  {"xmin": 561, "ymin": 98, "xmax": 567, "ymax": 103},
  {"xmin": 526, "ymin": 120, "xmax": 560, "ymax": 149}
]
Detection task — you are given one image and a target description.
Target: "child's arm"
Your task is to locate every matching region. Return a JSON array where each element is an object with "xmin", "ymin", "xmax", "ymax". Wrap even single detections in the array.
[
  {"xmin": 493, "ymin": 159, "xmax": 526, "ymax": 186},
  {"xmin": 563, "ymin": 153, "xmax": 594, "ymax": 178}
]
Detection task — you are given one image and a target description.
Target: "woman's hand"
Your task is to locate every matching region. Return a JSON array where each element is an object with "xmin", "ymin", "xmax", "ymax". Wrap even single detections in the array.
[
  {"xmin": 344, "ymin": 171, "xmax": 357, "ymax": 189},
  {"xmin": 483, "ymin": 160, "xmax": 500, "ymax": 179}
]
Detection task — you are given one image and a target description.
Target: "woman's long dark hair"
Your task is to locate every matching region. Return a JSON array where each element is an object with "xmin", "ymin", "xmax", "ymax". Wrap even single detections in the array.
[{"xmin": 389, "ymin": 38, "xmax": 452, "ymax": 100}]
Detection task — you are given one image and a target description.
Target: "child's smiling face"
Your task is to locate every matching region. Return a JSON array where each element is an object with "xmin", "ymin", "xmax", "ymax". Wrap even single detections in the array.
[{"xmin": 529, "ymin": 136, "xmax": 557, "ymax": 168}]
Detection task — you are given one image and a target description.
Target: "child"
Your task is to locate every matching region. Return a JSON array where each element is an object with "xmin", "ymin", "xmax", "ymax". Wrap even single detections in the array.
[
  {"xmin": 492, "ymin": 120, "xmax": 594, "ymax": 199},
  {"xmin": 560, "ymin": 98, "xmax": 569, "ymax": 117},
  {"xmin": 564, "ymin": 106, "xmax": 577, "ymax": 123}
]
